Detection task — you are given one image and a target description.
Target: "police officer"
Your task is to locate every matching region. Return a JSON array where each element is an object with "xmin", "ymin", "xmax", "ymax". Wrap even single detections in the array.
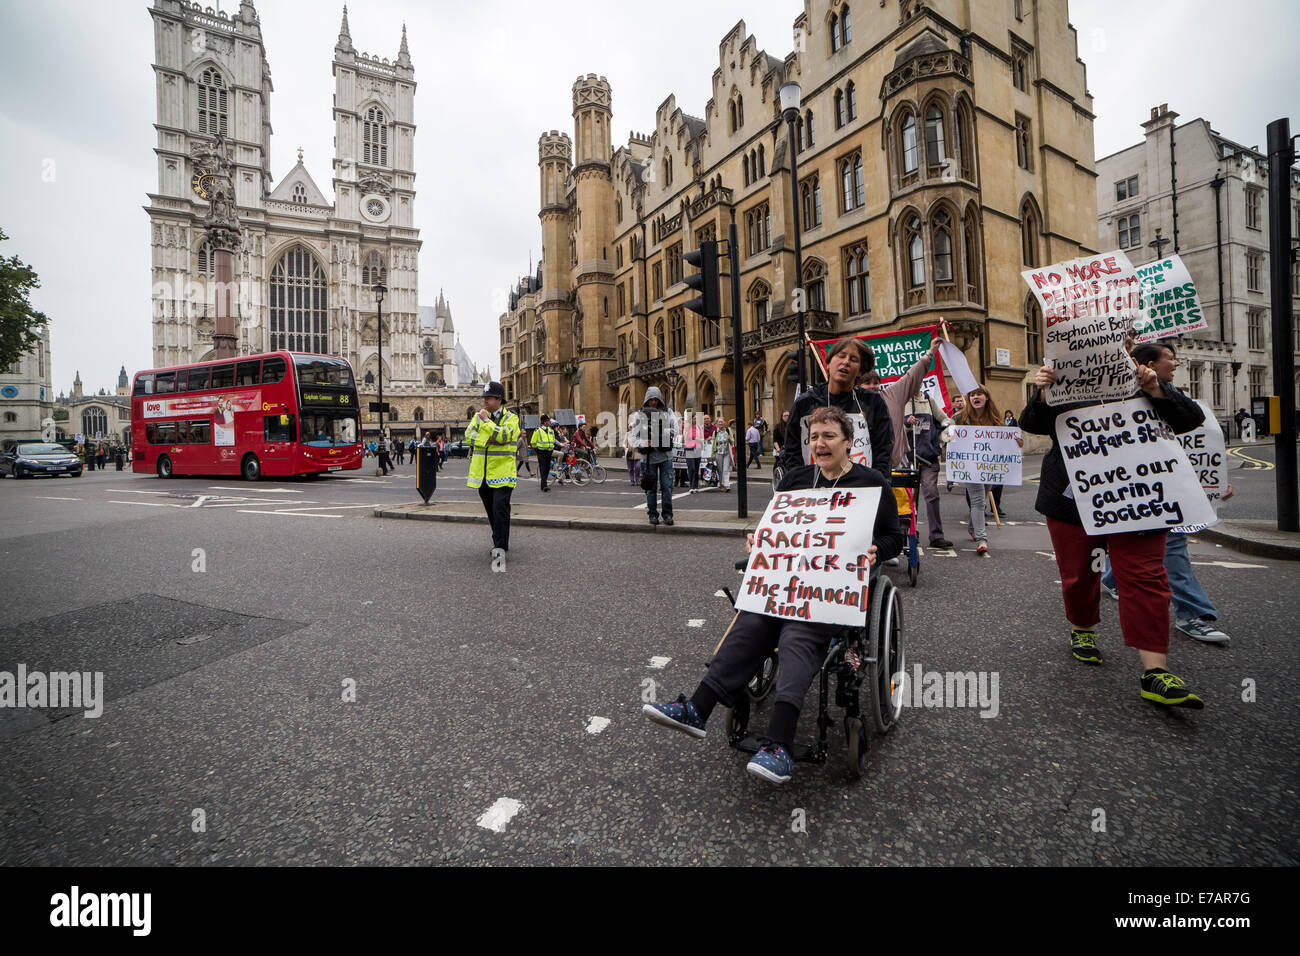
[
  {"xmin": 466, "ymin": 381, "xmax": 520, "ymax": 565},
  {"xmin": 531, "ymin": 414, "xmax": 558, "ymax": 492}
]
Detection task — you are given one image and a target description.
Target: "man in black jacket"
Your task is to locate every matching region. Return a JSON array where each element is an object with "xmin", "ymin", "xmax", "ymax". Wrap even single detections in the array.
[
  {"xmin": 1020, "ymin": 342, "xmax": 1207, "ymax": 708},
  {"xmin": 776, "ymin": 337, "xmax": 893, "ymax": 478}
]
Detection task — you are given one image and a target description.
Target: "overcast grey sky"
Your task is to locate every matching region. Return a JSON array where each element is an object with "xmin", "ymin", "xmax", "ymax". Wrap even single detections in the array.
[{"xmin": 0, "ymin": 0, "xmax": 1295, "ymax": 395}]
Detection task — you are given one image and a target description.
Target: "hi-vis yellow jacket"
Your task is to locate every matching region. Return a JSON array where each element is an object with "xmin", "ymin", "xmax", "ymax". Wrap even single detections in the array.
[
  {"xmin": 530, "ymin": 425, "xmax": 557, "ymax": 452},
  {"xmin": 465, "ymin": 410, "xmax": 521, "ymax": 489}
]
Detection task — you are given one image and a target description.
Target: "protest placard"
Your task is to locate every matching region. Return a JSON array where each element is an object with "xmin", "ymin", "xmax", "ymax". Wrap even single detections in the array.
[
  {"xmin": 1054, "ymin": 397, "xmax": 1216, "ymax": 534},
  {"xmin": 944, "ymin": 426, "xmax": 1022, "ymax": 485},
  {"xmin": 1132, "ymin": 255, "xmax": 1207, "ymax": 342},
  {"xmin": 736, "ymin": 486, "xmax": 880, "ymax": 626},
  {"xmin": 1171, "ymin": 401, "xmax": 1225, "ymax": 534},
  {"xmin": 1023, "ymin": 251, "xmax": 1140, "ymax": 405}
]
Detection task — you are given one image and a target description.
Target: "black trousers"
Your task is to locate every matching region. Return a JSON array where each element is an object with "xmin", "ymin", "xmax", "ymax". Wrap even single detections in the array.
[
  {"xmin": 478, "ymin": 484, "xmax": 513, "ymax": 550},
  {"xmin": 377, "ymin": 451, "xmax": 391, "ymax": 475},
  {"xmin": 537, "ymin": 451, "xmax": 553, "ymax": 490}
]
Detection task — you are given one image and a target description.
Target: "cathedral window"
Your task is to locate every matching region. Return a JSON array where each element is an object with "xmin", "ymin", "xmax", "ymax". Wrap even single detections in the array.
[
  {"xmin": 363, "ymin": 107, "xmax": 389, "ymax": 167},
  {"xmin": 802, "ymin": 259, "xmax": 827, "ymax": 312},
  {"xmin": 196, "ymin": 241, "xmax": 216, "ymax": 278},
  {"xmin": 844, "ymin": 242, "xmax": 870, "ymax": 316},
  {"xmin": 362, "ymin": 252, "xmax": 387, "ymax": 287},
  {"xmin": 839, "ymin": 151, "xmax": 864, "ymax": 212},
  {"xmin": 900, "ymin": 112, "xmax": 919, "ymax": 175},
  {"xmin": 292, "ymin": 183, "xmax": 307, "ymax": 204},
  {"xmin": 269, "ymin": 247, "xmax": 329, "ymax": 354},
  {"xmin": 197, "ymin": 68, "xmax": 228, "ymax": 137},
  {"xmin": 925, "ymin": 104, "xmax": 947, "ymax": 169}
]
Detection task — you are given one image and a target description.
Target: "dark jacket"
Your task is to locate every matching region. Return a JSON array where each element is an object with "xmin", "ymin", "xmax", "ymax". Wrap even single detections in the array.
[
  {"xmin": 776, "ymin": 384, "xmax": 894, "ymax": 478},
  {"xmin": 1019, "ymin": 382, "xmax": 1205, "ymax": 526},
  {"xmin": 777, "ymin": 463, "xmax": 905, "ymax": 562}
]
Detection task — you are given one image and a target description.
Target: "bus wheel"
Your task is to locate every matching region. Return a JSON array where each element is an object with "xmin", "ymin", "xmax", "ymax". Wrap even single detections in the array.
[
  {"xmin": 241, "ymin": 454, "xmax": 261, "ymax": 482},
  {"xmin": 156, "ymin": 455, "xmax": 173, "ymax": 479}
]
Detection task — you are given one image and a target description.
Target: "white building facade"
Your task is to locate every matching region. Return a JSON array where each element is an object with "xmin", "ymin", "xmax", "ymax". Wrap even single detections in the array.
[
  {"xmin": 1097, "ymin": 105, "xmax": 1300, "ymax": 423},
  {"xmin": 145, "ymin": 0, "xmax": 424, "ymax": 386},
  {"xmin": 0, "ymin": 328, "xmax": 54, "ymax": 442}
]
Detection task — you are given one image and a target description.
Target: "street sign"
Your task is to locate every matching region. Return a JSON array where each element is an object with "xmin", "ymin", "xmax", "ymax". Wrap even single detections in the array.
[{"xmin": 75, "ymin": 433, "xmax": 84, "ymax": 443}]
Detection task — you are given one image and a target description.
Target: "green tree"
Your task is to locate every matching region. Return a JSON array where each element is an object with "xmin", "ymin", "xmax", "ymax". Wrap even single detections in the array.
[{"xmin": 0, "ymin": 228, "xmax": 50, "ymax": 371}]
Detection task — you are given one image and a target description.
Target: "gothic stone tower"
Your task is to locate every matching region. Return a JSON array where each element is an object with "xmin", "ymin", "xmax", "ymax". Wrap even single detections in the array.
[
  {"xmin": 537, "ymin": 130, "xmax": 573, "ymax": 415},
  {"xmin": 569, "ymin": 74, "xmax": 616, "ymax": 423}
]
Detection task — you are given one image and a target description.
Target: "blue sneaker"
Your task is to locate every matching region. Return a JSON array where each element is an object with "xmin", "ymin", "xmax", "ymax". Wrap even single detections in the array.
[
  {"xmin": 746, "ymin": 743, "xmax": 794, "ymax": 784},
  {"xmin": 642, "ymin": 695, "xmax": 706, "ymax": 739}
]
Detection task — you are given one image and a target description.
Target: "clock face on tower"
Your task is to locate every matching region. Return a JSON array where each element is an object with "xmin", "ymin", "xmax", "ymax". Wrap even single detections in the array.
[{"xmin": 191, "ymin": 167, "xmax": 214, "ymax": 200}]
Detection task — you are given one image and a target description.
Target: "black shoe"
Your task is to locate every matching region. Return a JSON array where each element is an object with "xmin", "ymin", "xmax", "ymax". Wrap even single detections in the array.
[
  {"xmin": 1070, "ymin": 628, "xmax": 1103, "ymax": 665},
  {"xmin": 649, "ymin": 517, "xmax": 659, "ymax": 526},
  {"xmin": 664, "ymin": 516, "xmax": 674, "ymax": 526},
  {"xmin": 930, "ymin": 538, "xmax": 954, "ymax": 549},
  {"xmin": 1140, "ymin": 669, "xmax": 1204, "ymax": 708}
]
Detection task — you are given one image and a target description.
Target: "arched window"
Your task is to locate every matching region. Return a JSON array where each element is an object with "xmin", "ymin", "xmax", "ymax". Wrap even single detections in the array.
[
  {"xmin": 1025, "ymin": 294, "xmax": 1043, "ymax": 365},
  {"xmin": 747, "ymin": 279, "xmax": 771, "ymax": 330},
  {"xmin": 413, "ymin": 407, "xmax": 425, "ymax": 421},
  {"xmin": 955, "ymin": 98, "xmax": 975, "ymax": 180},
  {"xmin": 196, "ymin": 240, "xmax": 215, "ymax": 279},
  {"xmin": 362, "ymin": 251, "xmax": 387, "ymax": 287},
  {"xmin": 845, "ymin": 242, "xmax": 870, "ymax": 315},
  {"xmin": 963, "ymin": 208, "xmax": 982, "ymax": 303},
  {"xmin": 905, "ymin": 215, "xmax": 925, "ymax": 288},
  {"xmin": 363, "ymin": 106, "xmax": 388, "ymax": 166},
  {"xmin": 757, "ymin": 144, "xmax": 765, "ymax": 177},
  {"xmin": 925, "ymin": 104, "xmax": 946, "ymax": 168},
  {"xmin": 801, "ymin": 174, "xmax": 822, "ymax": 229},
  {"xmin": 653, "ymin": 318, "xmax": 665, "ymax": 358},
  {"xmin": 270, "ymin": 247, "xmax": 329, "ymax": 353},
  {"xmin": 901, "ymin": 112, "xmax": 919, "ymax": 174},
  {"xmin": 840, "ymin": 4, "xmax": 852, "ymax": 45},
  {"xmin": 616, "ymin": 196, "xmax": 623, "ymax": 223},
  {"xmin": 197, "ymin": 68, "xmax": 228, "ymax": 136},
  {"xmin": 1021, "ymin": 198, "xmax": 1041, "ymax": 268},
  {"xmin": 82, "ymin": 408, "xmax": 108, "ymax": 440},
  {"xmin": 840, "ymin": 151, "xmax": 864, "ymax": 211},
  {"xmin": 803, "ymin": 259, "xmax": 827, "ymax": 312},
  {"xmin": 291, "ymin": 183, "xmax": 307, "ymax": 204},
  {"xmin": 805, "ymin": 110, "xmax": 815, "ymax": 148},
  {"xmin": 835, "ymin": 90, "xmax": 846, "ymax": 129},
  {"xmin": 830, "ymin": 12, "xmax": 841, "ymax": 53},
  {"xmin": 742, "ymin": 154, "xmax": 751, "ymax": 186},
  {"xmin": 932, "ymin": 208, "xmax": 954, "ymax": 283},
  {"xmin": 846, "ymin": 81, "xmax": 858, "ymax": 121},
  {"xmin": 737, "ymin": 95, "xmax": 744, "ymax": 128},
  {"xmin": 729, "ymin": 100, "xmax": 738, "ymax": 133}
]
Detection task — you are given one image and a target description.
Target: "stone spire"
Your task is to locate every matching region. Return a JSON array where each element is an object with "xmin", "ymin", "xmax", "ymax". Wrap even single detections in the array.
[
  {"xmin": 72, "ymin": 371, "xmax": 83, "ymax": 402},
  {"xmin": 336, "ymin": 5, "xmax": 353, "ymax": 53},
  {"xmin": 397, "ymin": 23, "xmax": 411, "ymax": 67}
]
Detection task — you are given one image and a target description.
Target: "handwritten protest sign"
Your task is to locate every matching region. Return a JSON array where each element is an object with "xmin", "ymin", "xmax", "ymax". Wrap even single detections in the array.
[
  {"xmin": 737, "ymin": 486, "xmax": 880, "ymax": 626},
  {"xmin": 1132, "ymin": 255, "xmax": 1206, "ymax": 342},
  {"xmin": 1055, "ymin": 397, "xmax": 1216, "ymax": 534},
  {"xmin": 945, "ymin": 426, "xmax": 1023, "ymax": 486},
  {"xmin": 1023, "ymin": 252, "xmax": 1140, "ymax": 405},
  {"xmin": 1171, "ymin": 401, "xmax": 1225, "ymax": 534}
]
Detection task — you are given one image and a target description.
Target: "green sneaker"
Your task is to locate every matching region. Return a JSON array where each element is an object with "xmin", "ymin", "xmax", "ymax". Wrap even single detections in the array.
[
  {"xmin": 1140, "ymin": 669, "xmax": 1204, "ymax": 709},
  {"xmin": 1070, "ymin": 628, "xmax": 1103, "ymax": 665}
]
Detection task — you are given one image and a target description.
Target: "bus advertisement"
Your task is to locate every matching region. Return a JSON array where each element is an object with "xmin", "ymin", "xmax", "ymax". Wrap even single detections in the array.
[{"xmin": 131, "ymin": 351, "xmax": 362, "ymax": 480}]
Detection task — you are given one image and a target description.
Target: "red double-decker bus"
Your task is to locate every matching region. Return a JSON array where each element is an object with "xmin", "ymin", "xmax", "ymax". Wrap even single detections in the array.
[{"xmin": 131, "ymin": 351, "xmax": 362, "ymax": 480}]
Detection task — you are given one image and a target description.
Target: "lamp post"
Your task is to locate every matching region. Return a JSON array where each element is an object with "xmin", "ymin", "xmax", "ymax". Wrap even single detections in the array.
[
  {"xmin": 373, "ymin": 280, "xmax": 387, "ymax": 475},
  {"xmin": 780, "ymin": 80, "xmax": 807, "ymax": 391},
  {"xmin": 1148, "ymin": 227, "xmax": 1171, "ymax": 261},
  {"xmin": 665, "ymin": 367, "xmax": 680, "ymax": 407}
]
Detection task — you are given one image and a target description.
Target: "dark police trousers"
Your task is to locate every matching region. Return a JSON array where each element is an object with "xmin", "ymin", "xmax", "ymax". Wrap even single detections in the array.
[
  {"xmin": 537, "ymin": 451, "xmax": 553, "ymax": 490},
  {"xmin": 478, "ymin": 485, "xmax": 513, "ymax": 550}
]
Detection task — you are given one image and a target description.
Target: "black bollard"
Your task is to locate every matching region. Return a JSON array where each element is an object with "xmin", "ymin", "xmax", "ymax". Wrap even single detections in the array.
[{"xmin": 417, "ymin": 446, "xmax": 437, "ymax": 503}]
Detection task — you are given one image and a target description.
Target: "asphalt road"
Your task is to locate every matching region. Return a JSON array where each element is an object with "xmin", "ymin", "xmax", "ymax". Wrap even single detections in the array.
[{"xmin": 0, "ymin": 460, "xmax": 1296, "ymax": 865}]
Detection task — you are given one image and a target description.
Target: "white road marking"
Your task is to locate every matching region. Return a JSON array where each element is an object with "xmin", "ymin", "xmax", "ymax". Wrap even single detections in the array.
[
  {"xmin": 927, "ymin": 550, "xmax": 958, "ymax": 558},
  {"xmin": 1035, "ymin": 551, "xmax": 1057, "ymax": 559},
  {"xmin": 190, "ymin": 495, "xmax": 214, "ymax": 508},
  {"xmin": 477, "ymin": 798, "xmax": 523, "ymax": 832},
  {"xmin": 108, "ymin": 500, "xmax": 187, "ymax": 508},
  {"xmin": 209, "ymin": 486, "xmax": 303, "ymax": 493},
  {"xmin": 1191, "ymin": 560, "xmax": 1267, "ymax": 569},
  {"xmin": 35, "ymin": 496, "xmax": 81, "ymax": 501},
  {"xmin": 648, "ymin": 656, "xmax": 671, "ymax": 669},
  {"xmin": 270, "ymin": 503, "xmax": 384, "ymax": 512},
  {"xmin": 117, "ymin": 489, "xmax": 174, "ymax": 496},
  {"xmin": 341, "ymin": 478, "xmax": 391, "ymax": 484},
  {"xmin": 714, "ymin": 589, "xmax": 728, "ymax": 597},
  {"xmin": 585, "ymin": 716, "xmax": 611, "ymax": 735},
  {"xmin": 236, "ymin": 510, "xmax": 341, "ymax": 518},
  {"xmin": 687, "ymin": 619, "xmax": 705, "ymax": 628}
]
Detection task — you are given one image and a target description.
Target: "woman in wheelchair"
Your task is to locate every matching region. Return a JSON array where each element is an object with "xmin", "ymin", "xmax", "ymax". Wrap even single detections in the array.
[{"xmin": 642, "ymin": 406, "xmax": 904, "ymax": 784}]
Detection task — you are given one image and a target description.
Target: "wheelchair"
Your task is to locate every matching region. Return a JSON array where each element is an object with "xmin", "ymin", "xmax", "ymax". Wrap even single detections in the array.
[{"xmin": 715, "ymin": 561, "xmax": 905, "ymax": 780}]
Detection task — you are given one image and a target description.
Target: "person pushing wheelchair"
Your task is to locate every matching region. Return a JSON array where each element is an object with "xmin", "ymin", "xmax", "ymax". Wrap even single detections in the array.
[{"xmin": 642, "ymin": 406, "xmax": 904, "ymax": 784}]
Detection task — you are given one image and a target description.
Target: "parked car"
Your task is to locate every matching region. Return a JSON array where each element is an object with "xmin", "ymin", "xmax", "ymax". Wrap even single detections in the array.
[
  {"xmin": 446, "ymin": 439, "xmax": 470, "ymax": 459},
  {"xmin": 1, "ymin": 441, "xmax": 83, "ymax": 478}
]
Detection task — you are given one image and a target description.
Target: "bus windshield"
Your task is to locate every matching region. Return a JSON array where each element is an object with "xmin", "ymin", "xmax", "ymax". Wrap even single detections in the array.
[
  {"xmin": 299, "ymin": 410, "xmax": 358, "ymax": 447},
  {"xmin": 292, "ymin": 354, "xmax": 354, "ymax": 387}
]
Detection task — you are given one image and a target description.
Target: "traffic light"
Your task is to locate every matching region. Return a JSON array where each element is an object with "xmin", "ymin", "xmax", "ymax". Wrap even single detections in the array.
[
  {"xmin": 683, "ymin": 241, "xmax": 721, "ymax": 319},
  {"xmin": 785, "ymin": 350, "xmax": 800, "ymax": 382}
]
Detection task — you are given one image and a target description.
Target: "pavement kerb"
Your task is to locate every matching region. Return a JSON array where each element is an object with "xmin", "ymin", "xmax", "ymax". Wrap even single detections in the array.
[
  {"xmin": 1194, "ymin": 521, "xmax": 1300, "ymax": 561},
  {"xmin": 373, "ymin": 502, "xmax": 751, "ymax": 537}
]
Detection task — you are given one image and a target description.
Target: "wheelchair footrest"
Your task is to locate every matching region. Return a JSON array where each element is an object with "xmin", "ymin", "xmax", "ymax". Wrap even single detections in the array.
[{"xmin": 733, "ymin": 735, "xmax": 819, "ymax": 763}]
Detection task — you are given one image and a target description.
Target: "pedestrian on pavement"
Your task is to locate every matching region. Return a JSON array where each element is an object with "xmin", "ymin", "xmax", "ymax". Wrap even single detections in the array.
[
  {"xmin": 531, "ymin": 414, "xmax": 557, "ymax": 492},
  {"xmin": 711, "ymin": 415, "xmax": 734, "ymax": 491},
  {"xmin": 745, "ymin": 422, "xmax": 762, "ymax": 469},
  {"xmin": 643, "ymin": 404, "xmax": 903, "ymax": 784},
  {"xmin": 683, "ymin": 409, "xmax": 703, "ymax": 492},
  {"xmin": 1099, "ymin": 346, "xmax": 1233, "ymax": 646},
  {"xmin": 953, "ymin": 386, "xmax": 1018, "ymax": 556},
  {"xmin": 377, "ymin": 435, "xmax": 393, "ymax": 475},
  {"xmin": 465, "ymin": 381, "xmax": 520, "ymax": 565},
  {"xmin": 437, "ymin": 434, "xmax": 446, "ymax": 466},
  {"xmin": 1020, "ymin": 342, "xmax": 1208, "ymax": 709},
  {"xmin": 776, "ymin": 337, "xmax": 894, "ymax": 478},
  {"xmin": 394, "ymin": 439, "xmax": 404, "ymax": 465},
  {"xmin": 630, "ymin": 385, "xmax": 679, "ymax": 526}
]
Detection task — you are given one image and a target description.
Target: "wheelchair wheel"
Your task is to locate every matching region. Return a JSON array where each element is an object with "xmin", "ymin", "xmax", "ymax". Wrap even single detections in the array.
[
  {"xmin": 844, "ymin": 716, "xmax": 869, "ymax": 780},
  {"xmin": 770, "ymin": 464, "xmax": 785, "ymax": 492},
  {"xmin": 865, "ymin": 576, "xmax": 905, "ymax": 735},
  {"xmin": 746, "ymin": 651, "xmax": 778, "ymax": 701},
  {"xmin": 721, "ymin": 696, "xmax": 750, "ymax": 747}
]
